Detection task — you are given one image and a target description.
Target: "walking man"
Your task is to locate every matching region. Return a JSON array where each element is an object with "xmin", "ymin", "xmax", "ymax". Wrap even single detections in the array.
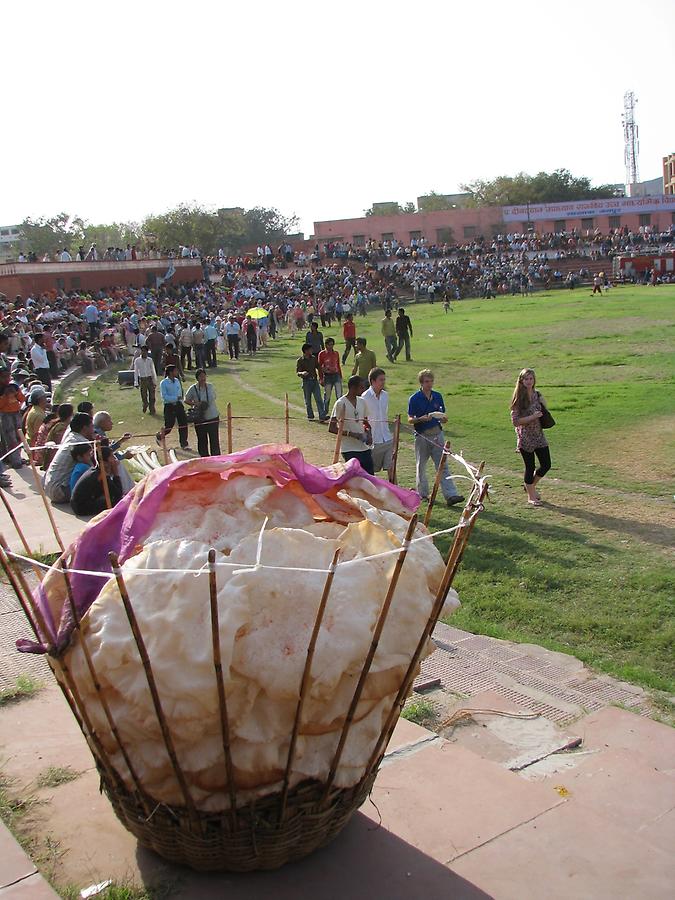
[
  {"xmin": 318, "ymin": 337, "xmax": 343, "ymax": 413},
  {"xmin": 133, "ymin": 345, "xmax": 157, "ymax": 414},
  {"xmin": 178, "ymin": 322, "xmax": 193, "ymax": 370},
  {"xmin": 146, "ymin": 325, "xmax": 165, "ymax": 374},
  {"xmin": 351, "ymin": 337, "xmax": 376, "ymax": 390},
  {"xmin": 305, "ymin": 321, "xmax": 325, "ymax": 357},
  {"xmin": 361, "ymin": 367, "xmax": 393, "ymax": 478},
  {"xmin": 394, "ymin": 306, "xmax": 413, "ymax": 361},
  {"xmin": 408, "ymin": 369, "xmax": 464, "ymax": 506},
  {"xmin": 381, "ymin": 310, "xmax": 397, "ymax": 362},
  {"xmin": 296, "ymin": 343, "xmax": 327, "ymax": 422},
  {"xmin": 204, "ymin": 320, "xmax": 218, "ymax": 367},
  {"xmin": 225, "ymin": 315, "xmax": 241, "ymax": 359},
  {"xmin": 329, "ymin": 375, "xmax": 374, "ymax": 475},
  {"xmin": 342, "ymin": 313, "xmax": 357, "ymax": 364}
]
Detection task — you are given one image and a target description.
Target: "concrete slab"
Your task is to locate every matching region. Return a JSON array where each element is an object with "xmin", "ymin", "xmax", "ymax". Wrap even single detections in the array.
[
  {"xmin": 450, "ymin": 802, "xmax": 674, "ymax": 900},
  {"xmin": 0, "ymin": 468, "xmax": 88, "ymax": 555},
  {"xmin": 543, "ymin": 748, "xmax": 675, "ymax": 849},
  {"xmin": 579, "ymin": 706, "xmax": 675, "ymax": 773},
  {"xmin": 0, "ymin": 874, "xmax": 59, "ymax": 898},
  {"xmin": 383, "ymin": 717, "xmax": 437, "ymax": 755},
  {"xmin": 0, "ymin": 823, "xmax": 36, "ymax": 889},
  {"xmin": 363, "ymin": 742, "xmax": 564, "ymax": 863}
]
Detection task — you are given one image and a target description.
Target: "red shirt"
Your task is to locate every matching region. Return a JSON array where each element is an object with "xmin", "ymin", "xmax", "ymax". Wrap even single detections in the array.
[
  {"xmin": 343, "ymin": 320, "xmax": 356, "ymax": 340},
  {"xmin": 318, "ymin": 349, "xmax": 342, "ymax": 378}
]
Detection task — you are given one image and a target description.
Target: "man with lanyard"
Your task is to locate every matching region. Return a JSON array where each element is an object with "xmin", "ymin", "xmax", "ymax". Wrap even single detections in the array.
[
  {"xmin": 329, "ymin": 375, "xmax": 374, "ymax": 475},
  {"xmin": 156, "ymin": 364, "xmax": 190, "ymax": 450},
  {"xmin": 362, "ymin": 367, "xmax": 393, "ymax": 478},
  {"xmin": 317, "ymin": 337, "xmax": 342, "ymax": 414},
  {"xmin": 225, "ymin": 314, "xmax": 241, "ymax": 359},
  {"xmin": 407, "ymin": 369, "xmax": 464, "ymax": 506},
  {"xmin": 394, "ymin": 306, "xmax": 414, "ymax": 361}
]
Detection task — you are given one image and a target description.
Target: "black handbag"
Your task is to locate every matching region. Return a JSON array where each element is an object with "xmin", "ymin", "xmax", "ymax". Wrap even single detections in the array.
[
  {"xmin": 187, "ymin": 386, "xmax": 209, "ymax": 424},
  {"xmin": 539, "ymin": 400, "xmax": 555, "ymax": 429}
]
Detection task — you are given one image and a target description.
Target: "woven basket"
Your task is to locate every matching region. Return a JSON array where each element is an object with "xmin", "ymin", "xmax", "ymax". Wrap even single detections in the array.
[
  {"xmin": 4, "ymin": 469, "xmax": 487, "ymax": 873},
  {"xmin": 102, "ymin": 766, "xmax": 377, "ymax": 871}
]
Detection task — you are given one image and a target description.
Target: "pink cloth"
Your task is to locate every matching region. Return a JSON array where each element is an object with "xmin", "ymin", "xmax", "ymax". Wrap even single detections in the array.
[{"xmin": 19, "ymin": 444, "xmax": 419, "ymax": 653}]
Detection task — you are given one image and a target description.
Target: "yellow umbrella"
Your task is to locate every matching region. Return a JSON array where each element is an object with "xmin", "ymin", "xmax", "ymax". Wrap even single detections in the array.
[{"xmin": 247, "ymin": 307, "xmax": 269, "ymax": 319}]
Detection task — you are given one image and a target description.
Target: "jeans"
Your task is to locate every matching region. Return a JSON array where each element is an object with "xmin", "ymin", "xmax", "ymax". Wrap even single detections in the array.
[
  {"xmin": 302, "ymin": 377, "xmax": 326, "ymax": 419},
  {"xmin": 139, "ymin": 377, "xmax": 156, "ymax": 413},
  {"xmin": 342, "ymin": 449, "xmax": 374, "ymax": 475},
  {"xmin": 35, "ymin": 367, "xmax": 52, "ymax": 390},
  {"xmin": 394, "ymin": 333, "xmax": 411, "ymax": 360},
  {"xmin": 520, "ymin": 446, "xmax": 551, "ymax": 484},
  {"xmin": 194, "ymin": 344, "xmax": 206, "ymax": 369},
  {"xmin": 384, "ymin": 335, "xmax": 397, "ymax": 360},
  {"xmin": 414, "ymin": 427, "xmax": 460, "ymax": 499},
  {"xmin": 322, "ymin": 374, "xmax": 342, "ymax": 413},
  {"xmin": 227, "ymin": 335, "xmax": 240, "ymax": 359},
  {"xmin": 180, "ymin": 346, "xmax": 192, "ymax": 370},
  {"xmin": 195, "ymin": 419, "xmax": 221, "ymax": 457},
  {"xmin": 163, "ymin": 401, "xmax": 189, "ymax": 447},
  {"xmin": 206, "ymin": 339, "xmax": 217, "ymax": 367},
  {"xmin": 342, "ymin": 337, "xmax": 356, "ymax": 364}
]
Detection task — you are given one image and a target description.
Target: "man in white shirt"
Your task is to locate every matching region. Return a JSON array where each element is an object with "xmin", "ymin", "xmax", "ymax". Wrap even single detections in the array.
[
  {"xmin": 225, "ymin": 315, "xmax": 241, "ymax": 359},
  {"xmin": 30, "ymin": 334, "xmax": 52, "ymax": 390},
  {"xmin": 329, "ymin": 375, "xmax": 374, "ymax": 475},
  {"xmin": 133, "ymin": 346, "xmax": 158, "ymax": 414},
  {"xmin": 59, "ymin": 248, "xmax": 72, "ymax": 262},
  {"xmin": 361, "ymin": 367, "xmax": 393, "ymax": 478}
]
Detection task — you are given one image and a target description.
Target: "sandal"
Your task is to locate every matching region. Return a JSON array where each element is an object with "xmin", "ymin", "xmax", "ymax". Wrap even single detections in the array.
[
  {"xmin": 523, "ymin": 484, "xmax": 541, "ymax": 500},
  {"xmin": 527, "ymin": 499, "xmax": 543, "ymax": 507}
]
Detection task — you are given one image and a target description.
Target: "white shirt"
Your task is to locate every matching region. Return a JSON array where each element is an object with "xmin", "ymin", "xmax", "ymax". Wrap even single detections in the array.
[
  {"xmin": 30, "ymin": 344, "xmax": 49, "ymax": 369},
  {"xmin": 361, "ymin": 387, "xmax": 392, "ymax": 444},
  {"xmin": 331, "ymin": 395, "xmax": 372, "ymax": 453},
  {"xmin": 133, "ymin": 355, "xmax": 157, "ymax": 385},
  {"xmin": 225, "ymin": 321, "xmax": 241, "ymax": 336}
]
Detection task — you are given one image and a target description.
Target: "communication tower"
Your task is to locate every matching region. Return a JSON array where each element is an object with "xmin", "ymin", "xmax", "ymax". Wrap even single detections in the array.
[{"xmin": 622, "ymin": 91, "xmax": 640, "ymax": 187}]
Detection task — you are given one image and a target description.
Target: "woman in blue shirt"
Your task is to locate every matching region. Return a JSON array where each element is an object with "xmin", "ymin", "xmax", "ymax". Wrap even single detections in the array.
[{"xmin": 157, "ymin": 365, "xmax": 190, "ymax": 450}]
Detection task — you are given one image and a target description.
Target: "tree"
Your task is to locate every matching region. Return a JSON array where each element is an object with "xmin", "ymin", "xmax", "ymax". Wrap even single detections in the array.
[
  {"xmin": 80, "ymin": 221, "xmax": 142, "ymax": 252},
  {"xmin": 364, "ymin": 201, "xmax": 416, "ymax": 217},
  {"xmin": 241, "ymin": 207, "xmax": 299, "ymax": 248},
  {"xmin": 460, "ymin": 169, "xmax": 619, "ymax": 207},
  {"xmin": 418, "ymin": 191, "xmax": 456, "ymax": 212},
  {"xmin": 18, "ymin": 213, "xmax": 85, "ymax": 257}
]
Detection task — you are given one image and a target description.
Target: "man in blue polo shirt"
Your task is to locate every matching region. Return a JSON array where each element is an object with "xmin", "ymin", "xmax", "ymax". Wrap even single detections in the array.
[{"xmin": 408, "ymin": 368, "xmax": 464, "ymax": 506}]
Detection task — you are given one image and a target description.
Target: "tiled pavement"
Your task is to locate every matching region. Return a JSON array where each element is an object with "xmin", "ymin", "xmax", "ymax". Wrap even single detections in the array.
[{"xmin": 412, "ymin": 621, "xmax": 653, "ymax": 726}]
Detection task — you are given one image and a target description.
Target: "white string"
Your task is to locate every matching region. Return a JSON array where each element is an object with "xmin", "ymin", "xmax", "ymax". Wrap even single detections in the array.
[{"xmin": 4, "ymin": 506, "xmax": 483, "ymax": 581}]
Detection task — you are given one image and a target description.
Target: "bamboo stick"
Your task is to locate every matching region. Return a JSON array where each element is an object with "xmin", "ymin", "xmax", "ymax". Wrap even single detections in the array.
[
  {"xmin": 284, "ymin": 393, "xmax": 290, "ymax": 444},
  {"xmin": 280, "ymin": 548, "xmax": 340, "ymax": 822},
  {"xmin": 389, "ymin": 414, "xmax": 401, "ymax": 484},
  {"xmin": 109, "ymin": 551, "xmax": 200, "ymax": 828},
  {"xmin": 58, "ymin": 557, "xmax": 151, "ymax": 815},
  {"xmin": 18, "ymin": 429, "xmax": 64, "ymax": 553},
  {"xmin": 207, "ymin": 548, "xmax": 237, "ymax": 828},
  {"xmin": 226, "ymin": 402, "xmax": 233, "ymax": 454},
  {"xmin": 322, "ymin": 515, "xmax": 418, "ymax": 801},
  {"xmin": 160, "ymin": 431, "xmax": 170, "ymax": 466},
  {"xmin": 423, "ymin": 440, "xmax": 451, "ymax": 528},
  {"xmin": 332, "ymin": 415, "xmax": 345, "ymax": 465},
  {"xmin": 0, "ymin": 533, "xmax": 54, "ymax": 646},
  {"xmin": 0, "ymin": 486, "xmax": 35, "ymax": 558},
  {"xmin": 0, "ymin": 537, "xmax": 40, "ymax": 641},
  {"xmin": 95, "ymin": 441, "xmax": 113, "ymax": 510},
  {"xmin": 361, "ymin": 482, "xmax": 489, "ymax": 782}
]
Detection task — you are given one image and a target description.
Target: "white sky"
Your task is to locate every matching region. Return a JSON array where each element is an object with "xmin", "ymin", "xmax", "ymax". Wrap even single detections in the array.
[{"xmin": 3, "ymin": 0, "xmax": 674, "ymax": 236}]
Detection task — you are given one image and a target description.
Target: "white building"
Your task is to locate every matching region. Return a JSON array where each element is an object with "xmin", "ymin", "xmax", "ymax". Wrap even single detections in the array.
[{"xmin": 0, "ymin": 224, "xmax": 22, "ymax": 262}]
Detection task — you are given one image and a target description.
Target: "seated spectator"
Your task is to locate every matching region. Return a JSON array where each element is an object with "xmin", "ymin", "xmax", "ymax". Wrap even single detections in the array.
[
  {"xmin": 33, "ymin": 412, "xmax": 58, "ymax": 469},
  {"xmin": 70, "ymin": 444, "xmax": 123, "ymax": 516},
  {"xmin": 43, "ymin": 411, "xmax": 95, "ymax": 503}
]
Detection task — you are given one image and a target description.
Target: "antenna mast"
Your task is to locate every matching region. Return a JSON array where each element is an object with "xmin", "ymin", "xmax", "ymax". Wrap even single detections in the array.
[{"xmin": 622, "ymin": 91, "xmax": 640, "ymax": 187}]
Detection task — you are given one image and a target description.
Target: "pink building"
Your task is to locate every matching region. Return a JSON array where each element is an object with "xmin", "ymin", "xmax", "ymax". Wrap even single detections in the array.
[{"xmin": 312, "ymin": 196, "xmax": 675, "ymax": 246}]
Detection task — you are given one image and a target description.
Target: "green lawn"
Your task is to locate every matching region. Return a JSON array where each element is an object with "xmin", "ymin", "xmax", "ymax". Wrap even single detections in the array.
[{"xmin": 68, "ymin": 284, "xmax": 675, "ymax": 692}]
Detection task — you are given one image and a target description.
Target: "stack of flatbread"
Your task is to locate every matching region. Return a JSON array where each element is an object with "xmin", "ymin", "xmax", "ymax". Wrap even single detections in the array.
[{"xmin": 45, "ymin": 451, "xmax": 459, "ymax": 810}]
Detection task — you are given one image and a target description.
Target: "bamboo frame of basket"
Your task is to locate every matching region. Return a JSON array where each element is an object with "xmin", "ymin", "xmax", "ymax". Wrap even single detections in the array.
[{"xmin": 1, "ymin": 460, "xmax": 488, "ymax": 871}]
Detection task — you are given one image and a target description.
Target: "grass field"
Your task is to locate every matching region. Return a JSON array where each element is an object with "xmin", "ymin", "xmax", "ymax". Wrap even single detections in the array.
[{"xmin": 68, "ymin": 284, "xmax": 675, "ymax": 693}]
